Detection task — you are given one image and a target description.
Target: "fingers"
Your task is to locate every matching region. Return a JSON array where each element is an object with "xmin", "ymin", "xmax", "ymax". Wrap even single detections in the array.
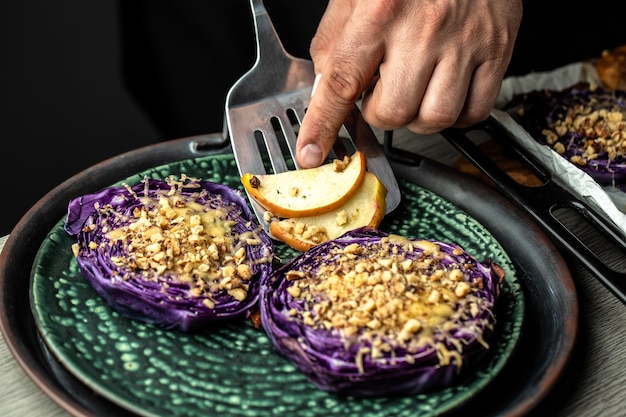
[
  {"xmin": 455, "ymin": 22, "xmax": 521, "ymax": 127},
  {"xmin": 360, "ymin": 43, "xmax": 477, "ymax": 135},
  {"xmin": 402, "ymin": 50, "xmax": 478, "ymax": 134},
  {"xmin": 361, "ymin": 0, "xmax": 521, "ymax": 135},
  {"xmin": 296, "ymin": 1, "xmax": 383, "ymax": 168},
  {"xmin": 296, "ymin": 0, "xmax": 523, "ymax": 167},
  {"xmin": 297, "ymin": 67, "xmax": 374, "ymax": 168},
  {"xmin": 453, "ymin": 60, "xmax": 507, "ymax": 129}
]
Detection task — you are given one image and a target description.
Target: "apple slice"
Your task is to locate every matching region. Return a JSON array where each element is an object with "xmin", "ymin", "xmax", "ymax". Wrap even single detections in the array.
[
  {"xmin": 269, "ymin": 172, "xmax": 387, "ymax": 252},
  {"xmin": 241, "ymin": 151, "xmax": 366, "ymax": 218}
]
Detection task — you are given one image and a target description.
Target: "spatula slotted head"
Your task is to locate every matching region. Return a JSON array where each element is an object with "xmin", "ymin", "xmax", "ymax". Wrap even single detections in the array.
[
  {"xmin": 227, "ymin": 94, "xmax": 402, "ymax": 234},
  {"xmin": 227, "ymin": 84, "xmax": 312, "ymax": 177},
  {"xmin": 225, "ymin": 0, "xmax": 400, "ymax": 233}
]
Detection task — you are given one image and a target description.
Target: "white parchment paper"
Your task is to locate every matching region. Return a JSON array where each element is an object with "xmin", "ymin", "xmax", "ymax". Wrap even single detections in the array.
[{"xmin": 491, "ymin": 62, "xmax": 626, "ymax": 234}]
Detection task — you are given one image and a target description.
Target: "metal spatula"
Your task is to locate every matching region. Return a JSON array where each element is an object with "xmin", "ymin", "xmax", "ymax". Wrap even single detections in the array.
[{"xmin": 225, "ymin": 0, "xmax": 400, "ymax": 232}]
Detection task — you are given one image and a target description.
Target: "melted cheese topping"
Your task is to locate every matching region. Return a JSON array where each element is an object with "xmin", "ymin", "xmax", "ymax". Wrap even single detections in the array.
[{"xmin": 77, "ymin": 176, "xmax": 265, "ymax": 306}]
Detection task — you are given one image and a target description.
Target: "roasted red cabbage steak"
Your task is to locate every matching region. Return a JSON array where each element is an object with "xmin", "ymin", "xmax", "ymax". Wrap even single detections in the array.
[
  {"xmin": 259, "ymin": 227, "xmax": 504, "ymax": 397},
  {"xmin": 65, "ymin": 175, "xmax": 274, "ymax": 331},
  {"xmin": 505, "ymin": 81, "xmax": 626, "ymax": 185}
]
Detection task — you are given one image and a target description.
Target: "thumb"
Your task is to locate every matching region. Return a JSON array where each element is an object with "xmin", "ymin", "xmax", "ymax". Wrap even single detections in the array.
[{"xmin": 296, "ymin": 73, "xmax": 358, "ymax": 168}]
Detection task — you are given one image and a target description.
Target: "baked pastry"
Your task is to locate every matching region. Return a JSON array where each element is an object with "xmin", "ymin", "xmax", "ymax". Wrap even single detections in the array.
[
  {"xmin": 259, "ymin": 227, "xmax": 504, "ymax": 397},
  {"xmin": 504, "ymin": 81, "xmax": 626, "ymax": 185},
  {"xmin": 596, "ymin": 44, "xmax": 626, "ymax": 91},
  {"xmin": 65, "ymin": 175, "xmax": 274, "ymax": 331}
]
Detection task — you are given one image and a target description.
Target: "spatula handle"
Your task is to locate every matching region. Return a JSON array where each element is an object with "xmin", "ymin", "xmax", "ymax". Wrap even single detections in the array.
[{"xmin": 249, "ymin": 0, "xmax": 291, "ymax": 67}]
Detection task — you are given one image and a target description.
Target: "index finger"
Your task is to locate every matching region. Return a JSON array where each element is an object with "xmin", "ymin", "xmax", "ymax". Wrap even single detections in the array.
[{"xmin": 296, "ymin": 34, "xmax": 383, "ymax": 168}]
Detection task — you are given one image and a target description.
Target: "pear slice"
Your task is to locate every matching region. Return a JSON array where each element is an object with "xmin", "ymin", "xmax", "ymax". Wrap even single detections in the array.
[
  {"xmin": 241, "ymin": 151, "xmax": 366, "ymax": 218},
  {"xmin": 270, "ymin": 172, "xmax": 387, "ymax": 252}
]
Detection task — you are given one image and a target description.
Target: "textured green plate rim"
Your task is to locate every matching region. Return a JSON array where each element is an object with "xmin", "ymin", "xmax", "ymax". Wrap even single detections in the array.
[{"xmin": 30, "ymin": 153, "xmax": 524, "ymax": 417}]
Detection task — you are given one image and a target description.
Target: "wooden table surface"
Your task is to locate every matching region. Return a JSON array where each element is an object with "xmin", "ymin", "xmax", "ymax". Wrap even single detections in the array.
[{"xmin": 1, "ymin": 128, "xmax": 625, "ymax": 417}]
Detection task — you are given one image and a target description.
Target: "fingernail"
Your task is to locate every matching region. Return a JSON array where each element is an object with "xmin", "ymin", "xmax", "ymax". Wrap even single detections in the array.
[
  {"xmin": 300, "ymin": 143, "xmax": 323, "ymax": 168},
  {"xmin": 311, "ymin": 73, "xmax": 322, "ymax": 97}
]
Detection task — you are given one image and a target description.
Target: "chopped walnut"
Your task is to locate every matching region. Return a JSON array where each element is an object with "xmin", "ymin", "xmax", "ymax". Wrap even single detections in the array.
[
  {"xmin": 333, "ymin": 155, "xmax": 351, "ymax": 172},
  {"xmin": 335, "ymin": 210, "xmax": 348, "ymax": 226},
  {"xmin": 539, "ymin": 88, "xmax": 626, "ymax": 166},
  {"xmin": 283, "ymin": 238, "xmax": 497, "ymax": 372},
  {"xmin": 278, "ymin": 220, "xmax": 329, "ymax": 244},
  {"xmin": 80, "ymin": 177, "xmax": 264, "ymax": 306}
]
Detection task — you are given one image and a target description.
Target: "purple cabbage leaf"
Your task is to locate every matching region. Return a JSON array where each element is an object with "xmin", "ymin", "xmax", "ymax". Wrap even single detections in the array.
[
  {"xmin": 65, "ymin": 176, "xmax": 274, "ymax": 332},
  {"xmin": 259, "ymin": 226, "xmax": 503, "ymax": 396}
]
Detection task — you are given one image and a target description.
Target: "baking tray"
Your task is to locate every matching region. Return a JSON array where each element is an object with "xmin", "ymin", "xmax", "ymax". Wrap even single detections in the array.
[
  {"xmin": 0, "ymin": 134, "xmax": 577, "ymax": 416},
  {"xmin": 439, "ymin": 115, "xmax": 626, "ymax": 305}
]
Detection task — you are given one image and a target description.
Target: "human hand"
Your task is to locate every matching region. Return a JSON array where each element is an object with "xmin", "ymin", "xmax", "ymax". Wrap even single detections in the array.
[{"xmin": 295, "ymin": 0, "xmax": 523, "ymax": 168}]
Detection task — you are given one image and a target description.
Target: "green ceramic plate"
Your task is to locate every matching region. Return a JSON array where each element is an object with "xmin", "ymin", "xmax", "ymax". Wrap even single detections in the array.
[{"xmin": 30, "ymin": 153, "xmax": 524, "ymax": 417}]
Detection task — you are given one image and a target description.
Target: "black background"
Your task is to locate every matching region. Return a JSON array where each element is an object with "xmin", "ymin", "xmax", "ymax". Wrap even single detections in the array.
[
  {"xmin": 2, "ymin": 0, "xmax": 624, "ymax": 236},
  {"xmin": 1, "ymin": 1, "xmax": 161, "ymax": 236}
]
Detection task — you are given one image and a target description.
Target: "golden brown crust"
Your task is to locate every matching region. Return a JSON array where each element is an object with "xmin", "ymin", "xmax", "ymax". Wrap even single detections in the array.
[{"xmin": 596, "ymin": 44, "xmax": 626, "ymax": 91}]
